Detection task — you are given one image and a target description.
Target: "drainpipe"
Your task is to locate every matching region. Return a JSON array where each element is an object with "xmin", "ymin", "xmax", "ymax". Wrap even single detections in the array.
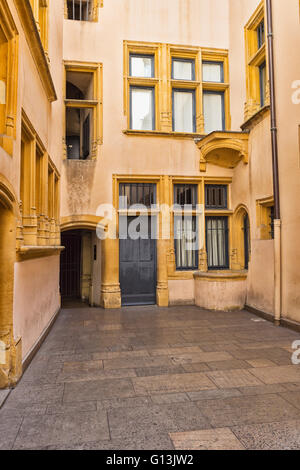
[{"xmin": 266, "ymin": 0, "xmax": 281, "ymax": 325}]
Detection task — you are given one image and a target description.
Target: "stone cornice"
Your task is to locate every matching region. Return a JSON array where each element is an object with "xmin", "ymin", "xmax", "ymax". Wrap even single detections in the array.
[{"xmin": 13, "ymin": 0, "xmax": 57, "ymax": 102}]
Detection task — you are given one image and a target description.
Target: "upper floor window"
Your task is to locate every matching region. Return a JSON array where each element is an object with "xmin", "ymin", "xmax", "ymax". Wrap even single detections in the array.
[
  {"xmin": 64, "ymin": 62, "xmax": 103, "ymax": 160},
  {"xmin": 257, "ymin": 19, "xmax": 265, "ymax": 50},
  {"xmin": 124, "ymin": 41, "xmax": 229, "ymax": 135},
  {"xmin": 205, "ymin": 185, "xmax": 228, "ymax": 209},
  {"xmin": 67, "ymin": 0, "xmax": 94, "ymax": 21},
  {"xmin": 130, "ymin": 54, "xmax": 154, "ymax": 78},
  {"xmin": 259, "ymin": 61, "xmax": 267, "ymax": 107},
  {"xmin": 174, "ymin": 184, "xmax": 198, "ymax": 208},
  {"xmin": 172, "ymin": 58, "xmax": 195, "ymax": 81},
  {"xmin": 172, "ymin": 89, "xmax": 196, "ymax": 133},
  {"xmin": 119, "ymin": 183, "xmax": 156, "ymax": 209},
  {"xmin": 202, "ymin": 61, "xmax": 224, "ymax": 83}
]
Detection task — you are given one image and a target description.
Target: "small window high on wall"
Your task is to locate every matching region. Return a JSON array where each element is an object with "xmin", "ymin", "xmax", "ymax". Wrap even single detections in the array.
[
  {"xmin": 65, "ymin": 70, "xmax": 95, "ymax": 159},
  {"xmin": 67, "ymin": 0, "xmax": 94, "ymax": 21}
]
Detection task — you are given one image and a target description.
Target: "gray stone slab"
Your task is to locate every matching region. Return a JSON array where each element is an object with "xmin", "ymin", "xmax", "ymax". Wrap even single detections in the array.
[
  {"xmin": 13, "ymin": 411, "xmax": 110, "ymax": 449},
  {"xmin": 63, "ymin": 378, "xmax": 136, "ymax": 402}
]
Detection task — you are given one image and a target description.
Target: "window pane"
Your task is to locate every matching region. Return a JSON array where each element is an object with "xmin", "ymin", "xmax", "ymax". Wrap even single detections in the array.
[
  {"xmin": 119, "ymin": 183, "xmax": 156, "ymax": 208},
  {"xmin": 203, "ymin": 92, "xmax": 224, "ymax": 134},
  {"xmin": 131, "ymin": 88, "xmax": 154, "ymax": 131},
  {"xmin": 206, "ymin": 217, "xmax": 228, "ymax": 269},
  {"xmin": 172, "ymin": 60, "xmax": 194, "ymax": 80},
  {"xmin": 174, "ymin": 184, "xmax": 197, "ymax": 207},
  {"xmin": 130, "ymin": 55, "xmax": 154, "ymax": 78},
  {"xmin": 174, "ymin": 216, "xmax": 198, "ymax": 270},
  {"xmin": 259, "ymin": 62, "xmax": 266, "ymax": 107},
  {"xmin": 205, "ymin": 185, "xmax": 227, "ymax": 209},
  {"xmin": 202, "ymin": 62, "xmax": 223, "ymax": 83},
  {"xmin": 173, "ymin": 90, "xmax": 195, "ymax": 133}
]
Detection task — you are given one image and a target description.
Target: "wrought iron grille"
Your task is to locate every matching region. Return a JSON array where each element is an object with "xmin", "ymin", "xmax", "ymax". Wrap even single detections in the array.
[
  {"xmin": 119, "ymin": 183, "xmax": 156, "ymax": 209},
  {"xmin": 67, "ymin": 0, "xmax": 92, "ymax": 21}
]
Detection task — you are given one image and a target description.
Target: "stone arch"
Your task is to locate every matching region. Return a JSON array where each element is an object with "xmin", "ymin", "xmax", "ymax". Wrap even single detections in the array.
[{"xmin": 232, "ymin": 204, "xmax": 251, "ymax": 271}]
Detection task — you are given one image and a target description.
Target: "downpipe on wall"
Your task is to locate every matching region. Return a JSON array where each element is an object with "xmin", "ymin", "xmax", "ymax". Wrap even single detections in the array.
[{"xmin": 266, "ymin": 0, "xmax": 281, "ymax": 326}]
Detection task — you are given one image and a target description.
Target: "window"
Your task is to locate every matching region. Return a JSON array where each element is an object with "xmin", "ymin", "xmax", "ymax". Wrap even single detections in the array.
[
  {"xmin": 257, "ymin": 20, "xmax": 265, "ymax": 50},
  {"xmin": 174, "ymin": 184, "xmax": 197, "ymax": 208},
  {"xmin": 21, "ymin": 112, "xmax": 60, "ymax": 247},
  {"xmin": 0, "ymin": 2, "xmax": 18, "ymax": 156},
  {"xmin": 124, "ymin": 41, "xmax": 229, "ymax": 135},
  {"xmin": 119, "ymin": 183, "xmax": 156, "ymax": 209},
  {"xmin": 67, "ymin": 0, "xmax": 93, "ymax": 21},
  {"xmin": 205, "ymin": 185, "xmax": 227, "ymax": 209},
  {"xmin": 173, "ymin": 89, "xmax": 195, "ymax": 133},
  {"xmin": 259, "ymin": 61, "xmax": 267, "ymax": 107},
  {"xmin": 130, "ymin": 54, "xmax": 154, "ymax": 78},
  {"xmin": 203, "ymin": 91, "xmax": 225, "ymax": 134},
  {"xmin": 174, "ymin": 216, "xmax": 198, "ymax": 270},
  {"xmin": 244, "ymin": 3, "xmax": 268, "ymax": 120},
  {"xmin": 256, "ymin": 197, "xmax": 275, "ymax": 240},
  {"xmin": 172, "ymin": 59, "xmax": 195, "ymax": 81},
  {"xmin": 64, "ymin": 62, "xmax": 102, "ymax": 160},
  {"xmin": 202, "ymin": 61, "xmax": 224, "ymax": 83},
  {"xmin": 130, "ymin": 87, "xmax": 155, "ymax": 131},
  {"xmin": 206, "ymin": 217, "xmax": 229, "ymax": 270}
]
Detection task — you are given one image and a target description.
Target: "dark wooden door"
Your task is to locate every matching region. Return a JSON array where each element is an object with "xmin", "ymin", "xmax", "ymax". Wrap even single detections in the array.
[
  {"xmin": 60, "ymin": 232, "xmax": 81, "ymax": 298},
  {"xmin": 119, "ymin": 216, "xmax": 156, "ymax": 306}
]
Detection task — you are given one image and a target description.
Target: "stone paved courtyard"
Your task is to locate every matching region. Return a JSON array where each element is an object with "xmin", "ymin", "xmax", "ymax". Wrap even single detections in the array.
[{"xmin": 1, "ymin": 305, "xmax": 300, "ymax": 450}]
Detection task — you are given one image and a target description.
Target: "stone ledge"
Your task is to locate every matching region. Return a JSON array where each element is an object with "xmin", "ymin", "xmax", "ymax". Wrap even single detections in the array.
[{"xmin": 194, "ymin": 271, "xmax": 248, "ymax": 282}]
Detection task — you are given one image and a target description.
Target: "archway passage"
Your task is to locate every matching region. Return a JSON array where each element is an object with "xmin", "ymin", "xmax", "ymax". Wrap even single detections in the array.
[
  {"xmin": 60, "ymin": 230, "xmax": 82, "ymax": 299},
  {"xmin": 60, "ymin": 229, "xmax": 100, "ymax": 307}
]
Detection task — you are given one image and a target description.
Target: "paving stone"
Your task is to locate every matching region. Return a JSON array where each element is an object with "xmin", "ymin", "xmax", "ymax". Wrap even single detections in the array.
[
  {"xmin": 135, "ymin": 365, "xmax": 186, "ymax": 377},
  {"xmin": 238, "ymin": 384, "xmax": 287, "ymax": 396},
  {"xmin": 196, "ymin": 394, "xmax": 300, "ymax": 427},
  {"xmin": 132, "ymin": 372, "xmax": 217, "ymax": 395},
  {"xmin": 46, "ymin": 432, "xmax": 174, "ymax": 450},
  {"xmin": 0, "ymin": 416, "xmax": 23, "ymax": 450},
  {"xmin": 63, "ymin": 378, "xmax": 136, "ymax": 402},
  {"xmin": 279, "ymin": 391, "xmax": 300, "ymax": 411},
  {"xmin": 0, "ymin": 404, "xmax": 47, "ymax": 418},
  {"xmin": 13, "ymin": 411, "xmax": 110, "ymax": 449},
  {"xmin": 150, "ymin": 393, "xmax": 190, "ymax": 405},
  {"xmin": 187, "ymin": 388, "xmax": 242, "ymax": 401},
  {"xmin": 4, "ymin": 384, "xmax": 64, "ymax": 407},
  {"xmin": 97, "ymin": 396, "xmax": 152, "ymax": 411},
  {"xmin": 169, "ymin": 428, "xmax": 245, "ymax": 450},
  {"xmin": 103, "ymin": 355, "xmax": 174, "ymax": 370},
  {"xmin": 181, "ymin": 363, "xmax": 210, "ymax": 373},
  {"xmin": 249, "ymin": 365, "xmax": 300, "ymax": 385},
  {"xmin": 232, "ymin": 420, "xmax": 300, "ymax": 450},
  {"xmin": 56, "ymin": 367, "xmax": 137, "ymax": 383},
  {"xmin": 207, "ymin": 359, "xmax": 250, "ymax": 371},
  {"xmin": 171, "ymin": 351, "xmax": 233, "ymax": 365},
  {"xmin": 92, "ymin": 350, "xmax": 149, "ymax": 360},
  {"xmin": 108, "ymin": 403, "xmax": 211, "ymax": 440},
  {"xmin": 46, "ymin": 401, "xmax": 97, "ymax": 414},
  {"xmin": 246, "ymin": 359, "xmax": 276, "ymax": 368},
  {"xmin": 206, "ymin": 369, "xmax": 263, "ymax": 388},
  {"xmin": 0, "ymin": 389, "xmax": 10, "ymax": 408},
  {"xmin": 148, "ymin": 347, "xmax": 202, "ymax": 356}
]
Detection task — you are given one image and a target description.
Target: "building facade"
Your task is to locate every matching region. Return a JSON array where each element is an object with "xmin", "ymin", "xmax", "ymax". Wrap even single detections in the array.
[{"xmin": 0, "ymin": 0, "xmax": 300, "ymax": 388}]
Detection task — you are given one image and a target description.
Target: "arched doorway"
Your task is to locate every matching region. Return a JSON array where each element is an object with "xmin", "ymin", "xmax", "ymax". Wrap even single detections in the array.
[
  {"xmin": 60, "ymin": 228, "xmax": 101, "ymax": 306},
  {"xmin": 232, "ymin": 206, "xmax": 251, "ymax": 271}
]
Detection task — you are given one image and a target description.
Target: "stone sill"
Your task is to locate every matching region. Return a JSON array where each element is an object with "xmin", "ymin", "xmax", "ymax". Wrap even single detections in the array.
[
  {"xmin": 17, "ymin": 245, "xmax": 64, "ymax": 262},
  {"xmin": 123, "ymin": 130, "xmax": 204, "ymax": 140},
  {"xmin": 241, "ymin": 105, "xmax": 270, "ymax": 131},
  {"xmin": 194, "ymin": 270, "xmax": 248, "ymax": 282}
]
